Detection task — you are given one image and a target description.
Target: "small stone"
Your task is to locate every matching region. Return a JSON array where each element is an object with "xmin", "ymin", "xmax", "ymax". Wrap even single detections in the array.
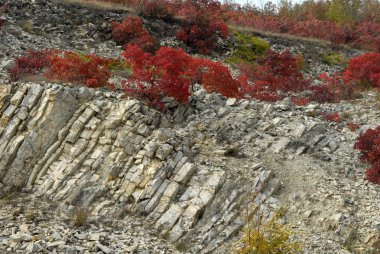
[
  {"xmin": 217, "ymin": 107, "xmax": 230, "ymax": 118},
  {"xmin": 173, "ymin": 162, "xmax": 197, "ymax": 184},
  {"xmin": 272, "ymin": 137, "xmax": 290, "ymax": 153},
  {"xmin": 47, "ymin": 241, "xmax": 66, "ymax": 249},
  {"xmin": 74, "ymin": 233, "xmax": 87, "ymax": 240},
  {"xmin": 88, "ymin": 233, "xmax": 100, "ymax": 241},
  {"xmin": 226, "ymin": 98, "xmax": 237, "ymax": 107},
  {"xmin": 96, "ymin": 243, "xmax": 112, "ymax": 254},
  {"xmin": 156, "ymin": 144, "xmax": 174, "ymax": 160},
  {"xmin": 11, "ymin": 233, "xmax": 33, "ymax": 242}
]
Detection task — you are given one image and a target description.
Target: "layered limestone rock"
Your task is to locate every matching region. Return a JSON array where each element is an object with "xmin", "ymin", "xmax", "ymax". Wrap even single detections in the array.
[{"xmin": 0, "ymin": 82, "xmax": 278, "ymax": 253}]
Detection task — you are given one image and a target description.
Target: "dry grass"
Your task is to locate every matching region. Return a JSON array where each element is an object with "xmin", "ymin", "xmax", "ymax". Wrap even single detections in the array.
[
  {"xmin": 63, "ymin": 0, "xmax": 136, "ymax": 12},
  {"xmin": 229, "ymin": 25, "xmax": 329, "ymax": 46}
]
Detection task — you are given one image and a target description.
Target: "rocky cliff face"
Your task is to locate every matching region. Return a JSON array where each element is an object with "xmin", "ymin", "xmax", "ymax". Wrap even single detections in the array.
[
  {"xmin": 0, "ymin": 82, "xmax": 379, "ymax": 253},
  {"xmin": 0, "ymin": 0, "xmax": 379, "ymax": 253}
]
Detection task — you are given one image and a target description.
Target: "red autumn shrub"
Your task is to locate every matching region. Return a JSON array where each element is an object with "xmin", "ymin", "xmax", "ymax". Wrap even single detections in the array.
[
  {"xmin": 121, "ymin": 44, "xmax": 242, "ymax": 107},
  {"xmin": 239, "ymin": 50, "xmax": 310, "ymax": 101},
  {"xmin": 321, "ymin": 112, "xmax": 342, "ymax": 123},
  {"xmin": 188, "ymin": 58, "xmax": 241, "ymax": 97},
  {"xmin": 291, "ymin": 19, "xmax": 346, "ymax": 45},
  {"xmin": 9, "ymin": 50, "xmax": 113, "ymax": 88},
  {"xmin": 45, "ymin": 52, "xmax": 112, "ymax": 88},
  {"xmin": 347, "ymin": 122, "xmax": 359, "ymax": 131},
  {"xmin": 354, "ymin": 126, "xmax": 380, "ymax": 184},
  {"xmin": 176, "ymin": 0, "xmax": 228, "ymax": 54},
  {"xmin": 352, "ymin": 22, "xmax": 380, "ymax": 52},
  {"xmin": 138, "ymin": 0, "xmax": 179, "ymax": 21},
  {"xmin": 127, "ymin": 34, "xmax": 159, "ymax": 53},
  {"xmin": 317, "ymin": 72, "xmax": 359, "ymax": 102},
  {"xmin": 112, "ymin": 16, "xmax": 158, "ymax": 53},
  {"xmin": 291, "ymin": 96, "xmax": 309, "ymax": 106},
  {"xmin": 112, "ymin": 16, "xmax": 147, "ymax": 44},
  {"xmin": 344, "ymin": 52, "xmax": 380, "ymax": 88},
  {"xmin": 365, "ymin": 165, "xmax": 380, "ymax": 184},
  {"xmin": 354, "ymin": 126, "xmax": 380, "ymax": 165},
  {"xmin": 308, "ymin": 84, "xmax": 335, "ymax": 103},
  {"xmin": 122, "ymin": 45, "xmax": 192, "ymax": 105},
  {"xmin": 9, "ymin": 50, "xmax": 54, "ymax": 81}
]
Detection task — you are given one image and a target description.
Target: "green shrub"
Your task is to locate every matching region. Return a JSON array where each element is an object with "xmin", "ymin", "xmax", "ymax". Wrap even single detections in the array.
[
  {"xmin": 322, "ymin": 51, "xmax": 347, "ymax": 66},
  {"xmin": 238, "ymin": 211, "xmax": 303, "ymax": 254},
  {"xmin": 226, "ymin": 33, "xmax": 270, "ymax": 65}
]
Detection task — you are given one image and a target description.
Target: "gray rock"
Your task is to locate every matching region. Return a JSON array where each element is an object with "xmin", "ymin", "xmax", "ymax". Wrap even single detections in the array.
[{"xmin": 156, "ymin": 144, "xmax": 174, "ymax": 160}]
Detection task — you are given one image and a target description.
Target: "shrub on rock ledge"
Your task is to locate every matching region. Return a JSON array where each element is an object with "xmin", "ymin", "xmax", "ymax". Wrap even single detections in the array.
[
  {"xmin": 111, "ymin": 16, "xmax": 158, "ymax": 53},
  {"xmin": 176, "ymin": 0, "xmax": 228, "ymax": 54},
  {"xmin": 238, "ymin": 50, "xmax": 310, "ymax": 101},
  {"xmin": 354, "ymin": 126, "xmax": 380, "ymax": 184},
  {"xmin": 121, "ymin": 44, "xmax": 242, "ymax": 108},
  {"xmin": 9, "ymin": 50, "xmax": 113, "ymax": 88}
]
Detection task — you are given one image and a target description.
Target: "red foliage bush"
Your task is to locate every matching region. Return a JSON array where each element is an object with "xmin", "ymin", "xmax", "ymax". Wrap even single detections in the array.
[
  {"xmin": 112, "ymin": 16, "xmax": 147, "ymax": 44},
  {"xmin": 9, "ymin": 50, "xmax": 54, "ymax": 81},
  {"xmin": 127, "ymin": 34, "xmax": 159, "ymax": 53},
  {"xmin": 45, "ymin": 52, "xmax": 112, "ymax": 88},
  {"xmin": 354, "ymin": 126, "xmax": 380, "ymax": 165},
  {"xmin": 291, "ymin": 19, "xmax": 346, "ymax": 45},
  {"xmin": 321, "ymin": 112, "xmax": 342, "ymax": 123},
  {"xmin": 352, "ymin": 22, "xmax": 380, "ymax": 52},
  {"xmin": 365, "ymin": 165, "xmax": 380, "ymax": 184},
  {"xmin": 121, "ymin": 44, "xmax": 242, "ymax": 107},
  {"xmin": 188, "ymin": 58, "xmax": 241, "ymax": 97},
  {"xmin": 354, "ymin": 126, "xmax": 380, "ymax": 184},
  {"xmin": 347, "ymin": 122, "xmax": 359, "ymax": 131},
  {"xmin": 111, "ymin": 16, "xmax": 158, "ymax": 52},
  {"xmin": 9, "ymin": 50, "xmax": 113, "ymax": 88},
  {"xmin": 291, "ymin": 96, "xmax": 309, "ymax": 106},
  {"xmin": 176, "ymin": 0, "xmax": 228, "ymax": 54},
  {"xmin": 138, "ymin": 0, "xmax": 179, "ymax": 21},
  {"xmin": 307, "ymin": 84, "xmax": 335, "ymax": 103},
  {"xmin": 238, "ymin": 50, "xmax": 310, "ymax": 101},
  {"xmin": 224, "ymin": 9, "xmax": 380, "ymax": 50},
  {"xmin": 344, "ymin": 53, "xmax": 380, "ymax": 88},
  {"xmin": 316, "ymin": 72, "xmax": 359, "ymax": 102},
  {"xmin": 122, "ymin": 45, "xmax": 193, "ymax": 106}
]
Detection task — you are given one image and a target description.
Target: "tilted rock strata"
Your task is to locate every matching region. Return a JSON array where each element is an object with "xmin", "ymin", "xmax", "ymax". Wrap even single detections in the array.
[{"xmin": 0, "ymin": 83, "xmax": 280, "ymax": 253}]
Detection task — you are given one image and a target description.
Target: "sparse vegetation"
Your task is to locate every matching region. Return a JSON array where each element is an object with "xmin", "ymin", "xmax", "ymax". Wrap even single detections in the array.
[
  {"xmin": 0, "ymin": 1, "xmax": 7, "ymax": 30},
  {"xmin": 354, "ymin": 126, "xmax": 380, "ymax": 184},
  {"xmin": 226, "ymin": 32, "xmax": 270, "ymax": 65},
  {"xmin": 238, "ymin": 211, "xmax": 303, "ymax": 254},
  {"xmin": 322, "ymin": 51, "xmax": 347, "ymax": 66},
  {"xmin": 74, "ymin": 207, "xmax": 89, "ymax": 227}
]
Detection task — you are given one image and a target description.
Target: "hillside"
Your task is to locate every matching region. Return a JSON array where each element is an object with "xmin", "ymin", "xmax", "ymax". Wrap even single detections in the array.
[{"xmin": 0, "ymin": 0, "xmax": 379, "ymax": 254}]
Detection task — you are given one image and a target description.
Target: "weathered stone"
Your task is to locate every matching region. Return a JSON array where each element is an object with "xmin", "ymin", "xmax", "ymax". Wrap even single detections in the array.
[
  {"xmin": 272, "ymin": 137, "xmax": 290, "ymax": 153},
  {"xmin": 156, "ymin": 204, "xmax": 184, "ymax": 230},
  {"xmin": 173, "ymin": 162, "xmax": 196, "ymax": 184},
  {"xmin": 226, "ymin": 98, "xmax": 237, "ymax": 107},
  {"xmin": 155, "ymin": 144, "xmax": 173, "ymax": 160}
]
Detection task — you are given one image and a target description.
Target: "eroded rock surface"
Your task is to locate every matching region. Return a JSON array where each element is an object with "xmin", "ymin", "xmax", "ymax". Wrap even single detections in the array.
[{"xmin": 0, "ymin": 83, "xmax": 378, "ymax": 254}]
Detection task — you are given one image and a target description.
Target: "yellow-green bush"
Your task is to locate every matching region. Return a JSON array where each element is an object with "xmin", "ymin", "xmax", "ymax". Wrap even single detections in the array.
[
  {"xmin": 226, "ymin": 32, "xmax": 270, "ymax": 65},
  {"xmin": 322, "ymin": 52, "xmax": 347, "ymax": 66},
  {"xmin": 238, "ymin": 212, "xmax": 303, "ymax": 254}
]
